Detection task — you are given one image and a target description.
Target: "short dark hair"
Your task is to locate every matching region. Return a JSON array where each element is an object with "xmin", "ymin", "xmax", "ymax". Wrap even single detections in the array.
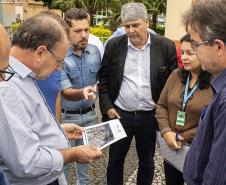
[
  {"xmin": 183, "ymin": 0, "xmax": 226, "ymax": 42},
  {"xmin": 180, "ymin": 33, "xmax": 191, "ymax": 43},
  {"xmin": 12, "ymin": 15, "xmax": 66, "ymax": 51},
  {"xmin": 179, "ymin": 34, "xmax": 212, "ymax": 90},
  {"xmin": 64, "ymin": 8, "xmax": 89, "ymax": 27}
]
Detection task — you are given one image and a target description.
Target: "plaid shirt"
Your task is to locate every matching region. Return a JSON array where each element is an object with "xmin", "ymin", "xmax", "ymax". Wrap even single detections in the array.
[{"xmin": 0, "ymin": 57, "xmax": 69, "ymax": 185}]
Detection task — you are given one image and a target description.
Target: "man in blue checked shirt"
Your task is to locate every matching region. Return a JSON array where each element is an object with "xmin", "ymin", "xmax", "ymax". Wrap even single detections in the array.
[
  {"xmin": 60, "ymin": 8, "xmax": 101, "ymax": 185},
  {"xmin": 183, "ymin": 0, "xmax": 226, "ymax": 184},
  {"xmin": 0, "ymin": 15, "xmax": 102, "ymax": 185}
]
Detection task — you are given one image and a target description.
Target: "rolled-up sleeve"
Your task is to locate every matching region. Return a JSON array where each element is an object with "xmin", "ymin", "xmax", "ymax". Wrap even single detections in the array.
[
  {"xmin": 60, "ymin": 64, "xmax": 72, "ymax": 91},
  {"xmin": 0, "ymin": 87, "xmax": 64, "ymax": 179}
]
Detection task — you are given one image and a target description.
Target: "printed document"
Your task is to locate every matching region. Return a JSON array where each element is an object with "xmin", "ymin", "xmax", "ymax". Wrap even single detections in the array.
[
  {"xmin": 83, "ymin": 119, "xmax": 127, "ymax": 150},
  {"xmin": 157, "ymin": 132, "xmax": 190, "ymax": 172}
]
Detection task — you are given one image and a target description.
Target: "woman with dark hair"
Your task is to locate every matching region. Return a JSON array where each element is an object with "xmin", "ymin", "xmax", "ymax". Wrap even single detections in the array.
[{"xmin": 156, "ymin": 34, "xmax": 213, "ymax": 185}]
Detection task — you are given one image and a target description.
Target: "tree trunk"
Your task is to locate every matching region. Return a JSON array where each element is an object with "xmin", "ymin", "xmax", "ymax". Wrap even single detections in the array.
[
  {"xmin": 152, "ymin": 13, "xmax": 158, "ymax": 30},
  {"xmin": 90, "ymin": 14, "xmax": 94, "ymax": 26}
]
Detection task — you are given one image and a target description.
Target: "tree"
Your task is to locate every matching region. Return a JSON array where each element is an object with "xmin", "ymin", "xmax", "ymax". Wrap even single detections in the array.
[
  {"xmin": 107, "ymin": 0, "xmax": 166, "ymax": 30},
  {"xmin": 51, "ymin": 0, "xmax": 111, "ymax": 26},
  {"xmin": 145, "ymin": 0, "xmax": 166, "ymax": 29},
  {"xmin": 36, "ymin": 0, "xmax": 166, "ymax": 30}
]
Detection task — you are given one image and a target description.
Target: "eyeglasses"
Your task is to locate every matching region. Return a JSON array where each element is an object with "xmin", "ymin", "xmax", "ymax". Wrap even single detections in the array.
[
  {"xmin": 0, "ymin": 66, "xmax": 15, "ymax": 81},
  {"xmin": 47, "ymin": 48, "xmax": 64, "ymax": 66},
  {"xmin": 191, "ymin": 40, "xmax": 212, "ymax": 50},
  {"xmin": 191, "ymin": 39, "xmax": 226, "ymax": 51}
]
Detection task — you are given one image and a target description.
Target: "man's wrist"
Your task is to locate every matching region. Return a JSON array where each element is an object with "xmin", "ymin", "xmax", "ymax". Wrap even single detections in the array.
[{"xmin": 60, "ymin": 148, "xmax": 77, "ymax": 164}]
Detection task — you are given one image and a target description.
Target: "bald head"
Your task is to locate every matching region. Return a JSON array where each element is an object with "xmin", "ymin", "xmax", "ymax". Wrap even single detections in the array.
[
  {"xmin": 10, "ymin": 15, "xmax": 69, "ymax": 79},
  {"xmin": 0, "ymin": 24, "xmax": 10, "ymax": 70},
  {"xmin": 12, "ymin": 15, "xmax": 67, "ymax": 51}
]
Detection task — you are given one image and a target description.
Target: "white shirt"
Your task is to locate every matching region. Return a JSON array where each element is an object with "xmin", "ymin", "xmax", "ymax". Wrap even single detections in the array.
[
  {"xmin": 0, "ymin": 56, "xmax": 69, "ymax": 185},
  {"xmin": 114, "ymin": 35, "xmax": 156, "ymax": 111},
  {"xmin": 88, "ymin": 33, "xmax": 104, "ymax": 59}
]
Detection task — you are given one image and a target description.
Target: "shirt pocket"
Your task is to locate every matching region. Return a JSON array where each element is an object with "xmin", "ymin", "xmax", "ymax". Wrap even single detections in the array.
[
  {"xmin": 89, "ymin": 64, "xmax": 99, "ymax": 84},
  {"xmin": 157, "ymin": 66, "xmax": 168, "ymax": 90},
  {"xmin": 68, "ymin": 69, "xmax": 81, "ymax": 87}
]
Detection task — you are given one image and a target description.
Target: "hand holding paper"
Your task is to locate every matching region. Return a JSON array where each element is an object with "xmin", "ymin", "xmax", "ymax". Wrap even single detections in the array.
[
  {"xmin": 158, "ymin": 132, "xmax": 189, "ymax": 172},
  {"xmin": 163, "ymin": 131, "xmax": 184, "ymax": 150},
  {"xmin": 82, "ymin": 119, "xmax": 126, "ymax": 150},
  {"xmin": 61, "ymin": 124, "xmax": 84, "ymax": 140}
]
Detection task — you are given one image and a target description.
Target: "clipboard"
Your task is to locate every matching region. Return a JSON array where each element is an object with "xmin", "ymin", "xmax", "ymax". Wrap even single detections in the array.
[{"xmin": 157, "ymin": 132, "xmax": 189, "ymax": 172}]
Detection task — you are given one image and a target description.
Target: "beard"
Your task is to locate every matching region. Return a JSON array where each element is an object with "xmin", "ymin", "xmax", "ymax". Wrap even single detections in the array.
[{"xmin": 72, "ymin": 39, "xmax": 88, "ymax": 51}]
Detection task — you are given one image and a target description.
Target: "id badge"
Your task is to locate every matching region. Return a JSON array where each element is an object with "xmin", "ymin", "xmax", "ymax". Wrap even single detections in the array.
[{"xmin": 176, "ymin": 111, "xmax": 186, "ymax": 126}]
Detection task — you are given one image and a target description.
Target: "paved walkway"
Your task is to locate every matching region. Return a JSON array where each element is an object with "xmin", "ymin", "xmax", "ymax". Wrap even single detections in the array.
[{"xmin": 70, "ymin": 140, "xmax": 166, "ymax": 185}]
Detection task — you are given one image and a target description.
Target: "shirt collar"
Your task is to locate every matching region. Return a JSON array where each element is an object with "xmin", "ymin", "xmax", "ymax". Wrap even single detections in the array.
[
  {"xmin": 9, "ymin": 56, "xmax": 34, "ymax": 79},
  {"xmin": 128, "ymin": 33, "xmax": 151, "ymax": 50},
  {"xmin": 66, "ymin": 44, "xmax": 92, "ymax": 57},
  {"xmin": 211, "ymin": 68, "xmax": 226, "ymax": 94}
]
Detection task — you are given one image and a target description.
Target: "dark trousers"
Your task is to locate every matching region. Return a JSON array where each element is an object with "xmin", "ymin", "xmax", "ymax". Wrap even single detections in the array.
[
  {"xmin": 164, "ymin": 160, "xmax": 184, "ymax": 185},
  {"xmin": 106, "ymin": 107, "xmax": 157, "ymax": 185},
  {"xmin": 47, "ymin": 179, "xmax": 59, "ymax": 185}
]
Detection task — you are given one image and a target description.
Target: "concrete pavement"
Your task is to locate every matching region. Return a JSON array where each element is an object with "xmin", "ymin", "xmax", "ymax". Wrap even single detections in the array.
[{"xmin": 70, "ymin": 140, "xmax": 166, "ymax": 185}]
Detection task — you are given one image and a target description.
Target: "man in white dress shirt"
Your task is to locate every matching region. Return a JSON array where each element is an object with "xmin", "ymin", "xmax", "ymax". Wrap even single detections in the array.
[{"xmin": 98, "ymin": 2, "xmax": 177, "ymax": 185}]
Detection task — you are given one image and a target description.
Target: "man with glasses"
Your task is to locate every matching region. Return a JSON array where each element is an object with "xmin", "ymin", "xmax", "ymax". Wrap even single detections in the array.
[
  {"xmin": 60, "ymin": 8, "xmax": 101, "ymax": 185},
  {"xmin": 0, "ymin": 15, "xmax": 102, "ymax": 185},
  {"xmin": 0, "ymin": 23, "xmax": 12, "ymax": 185},
  {"xmin": 98, "ymin": 2, "xmax": 177, "ymax": 185},
  {"xmin": 183, "ymin": 0, "xmax": 226, "ymax": 184}
]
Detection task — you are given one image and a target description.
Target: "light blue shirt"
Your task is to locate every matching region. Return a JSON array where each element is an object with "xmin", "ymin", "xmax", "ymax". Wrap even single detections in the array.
[
  {"xmin": 114, "ymin": 34, "xmax": 156, "ymax": 111},
  {"xmin": 60, "ymin": 45, "xmax": 101, "ymax": 110},
  {"xmin": 0, "ymin": 56, "xmax": 69, "ymax": 185}
]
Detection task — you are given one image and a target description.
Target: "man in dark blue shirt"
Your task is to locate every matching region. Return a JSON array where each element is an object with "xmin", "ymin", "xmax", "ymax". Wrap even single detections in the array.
[{"xmin": 182, "ymin": 0, "xmax": 226, "ymax": 184}]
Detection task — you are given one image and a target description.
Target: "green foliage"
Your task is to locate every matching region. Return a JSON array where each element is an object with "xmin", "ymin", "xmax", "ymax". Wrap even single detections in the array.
[
  {"xmin": 89, "ymin": 26, "xmax": 112, "ymax": 42},
  {"xmin": 10, "ymin": 22, "xmax": 20, "ymax": 33},
  {"xmin": 48, "ymin": 0, "xmax": 166, "ymax": 30},
  {"xmin": 52, "ymin": 0, "xmax": 109, "ymax": 13},
  {"xmin": 108, "ymin": 0, "xmax": 166, "ymax": 30},
  {"xmin": 153, "ymin": 24, "xmax": 165, "ymax": 35}
]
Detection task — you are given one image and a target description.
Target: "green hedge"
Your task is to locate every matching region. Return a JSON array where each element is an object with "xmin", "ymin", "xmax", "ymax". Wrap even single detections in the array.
[
  {"xmin": 154, "ymin": 25, "xmax": 165, "ymax": 36},
  {"xmin": 89, "ymin": 26, "xmax": 112, "ymax": 43},
  {"xmin": 10, "ymin": 22, "xmax": 20, "ymax": 33}
]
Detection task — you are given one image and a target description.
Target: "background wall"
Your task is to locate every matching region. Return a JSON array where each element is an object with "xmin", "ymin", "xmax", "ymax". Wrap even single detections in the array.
[{"xmin": 165, "ymin": 0, "xmax": 192, "ymax": 44}]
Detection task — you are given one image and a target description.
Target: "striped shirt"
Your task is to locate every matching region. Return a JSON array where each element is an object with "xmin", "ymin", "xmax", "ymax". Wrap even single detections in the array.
[
  {"xmin": 183, "ymin": 69, "xmax": 226, "ymax": 185},
  {"xmin": 0, "ymin": 56, "xmax": 69, "ymax": 185},
  {"xmin": 156, "ymin": 69, "xmax": 212, "ymax": 142}
]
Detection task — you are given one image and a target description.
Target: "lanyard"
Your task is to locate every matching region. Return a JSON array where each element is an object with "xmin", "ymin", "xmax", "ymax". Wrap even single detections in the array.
[{"xmin": 182, "ymin": 75, "xmax": 199, "ymax": 111}]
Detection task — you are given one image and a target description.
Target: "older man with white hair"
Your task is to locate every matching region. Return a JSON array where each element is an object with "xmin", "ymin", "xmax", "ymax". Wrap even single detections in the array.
[{"xmin": 98, "ymin": 2, "xmax": 177, "ymax": 185}]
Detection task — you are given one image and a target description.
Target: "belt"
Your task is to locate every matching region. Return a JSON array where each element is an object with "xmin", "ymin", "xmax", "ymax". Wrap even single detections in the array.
[
  {"xmin": 62, "ymin": 104, "xmax": 95, "ymax": 114},
  {"xmin": 115, "ymin": 106, "xmax": 155, "ymax": 116}
]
